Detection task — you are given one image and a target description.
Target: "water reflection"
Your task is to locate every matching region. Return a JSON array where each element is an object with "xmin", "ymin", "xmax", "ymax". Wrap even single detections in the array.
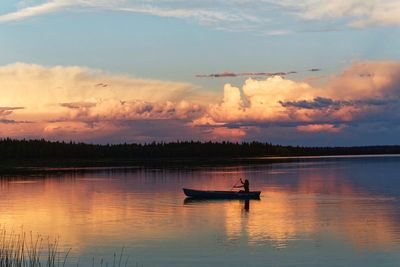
[
  {"xmin": 0, "ymin": 158, "xmax": 399, "ymax": 266},
  {"xmin": 183, "ymin": 198, "xmax": 254, "ymax": 213},
  {"xmin": 244, "ymin": 199, "xmax": 249, "ymax": 212}
]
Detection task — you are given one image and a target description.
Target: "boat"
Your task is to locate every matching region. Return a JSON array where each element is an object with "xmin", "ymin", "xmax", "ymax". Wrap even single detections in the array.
[{"xmin": 183, "ymin": 188, "xmax": 261, "ymax": 199}]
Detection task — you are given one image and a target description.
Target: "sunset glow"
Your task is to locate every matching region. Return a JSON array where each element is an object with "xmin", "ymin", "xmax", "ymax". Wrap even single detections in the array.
[
  {"xmin": 1, "ymin": 170, "xmax": 398, "ymax": 254},
  {"xmin": 1, "ymin": 1, "xmax": 399, "ymax": 145},
  {"xmin": 2, "ymin": 3, "xmax": 400, "ymax": 267},
  {"xmin": 1, "ymin": 61, "xmax": 400, "ymax": 144}
]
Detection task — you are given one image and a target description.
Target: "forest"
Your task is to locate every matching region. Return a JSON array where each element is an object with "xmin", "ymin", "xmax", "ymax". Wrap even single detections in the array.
[{"xmin": 1, "ymin": 138, "xmax": 400, "ymax": 160}]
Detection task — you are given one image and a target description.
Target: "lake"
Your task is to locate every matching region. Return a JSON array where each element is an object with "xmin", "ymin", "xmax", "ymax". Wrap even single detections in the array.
[{"xmin": 1, "ymin": 155, "xmax": 400, "ymax": 266}]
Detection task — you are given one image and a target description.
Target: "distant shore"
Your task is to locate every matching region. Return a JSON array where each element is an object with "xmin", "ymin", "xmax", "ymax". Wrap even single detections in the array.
[
  {"xmin": 2, "ymin": 138, "xmax": 400, "ymax": 158},
  {"xmin": 1, "ymin": 138, "xmax": 400, "ymax": 175}
]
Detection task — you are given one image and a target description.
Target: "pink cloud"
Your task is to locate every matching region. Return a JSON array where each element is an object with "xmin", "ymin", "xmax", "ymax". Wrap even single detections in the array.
[
  {"xmin": 196, "ymin": 69, "xmax": 318, "ymax": 78},
  {"xmin": 210, "ymin": 127, "xmax": 247, "ymax": 140},
  {"xmin": 296, "ymin": 124, "xmax": 346, "ymax": 133},
  {"xmin": 1, "ymin": 61, "xmax": 400, "ymax": 143},
  {"xmin": 0, "ymin": 107, "xmax": 24, "ymax": 117},
  {"xmin": 195, "ymin": 61, "xmax": 400, "ymax": 134}
]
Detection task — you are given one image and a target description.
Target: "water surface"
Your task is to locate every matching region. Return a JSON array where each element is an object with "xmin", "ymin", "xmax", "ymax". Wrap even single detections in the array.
[{"xmin": 1, "ymin": 156, "xmax": 400, "ymax": 266}]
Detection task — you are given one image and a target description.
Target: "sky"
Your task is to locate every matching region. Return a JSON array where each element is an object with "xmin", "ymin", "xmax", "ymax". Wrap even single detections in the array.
[{"xmin": 1, "ymin": 0, "xmax": 400, "ymax": 145}]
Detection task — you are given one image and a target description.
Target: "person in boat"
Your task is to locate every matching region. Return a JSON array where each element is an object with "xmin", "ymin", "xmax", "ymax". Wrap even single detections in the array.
[{"xmin": 234, "ymin": 178, "xmax": 250, "ymax": 193}]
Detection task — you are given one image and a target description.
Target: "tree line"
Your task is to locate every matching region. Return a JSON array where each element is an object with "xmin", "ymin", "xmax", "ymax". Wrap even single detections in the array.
[{"xmin": 0, "ymin": 138, "xmax": 400, "ymax": 160}]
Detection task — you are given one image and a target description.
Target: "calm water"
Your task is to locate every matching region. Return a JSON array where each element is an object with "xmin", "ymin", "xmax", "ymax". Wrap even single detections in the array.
[{"xmin": 1, "ymin": 156, "xmax": 400, "ymax": 266}]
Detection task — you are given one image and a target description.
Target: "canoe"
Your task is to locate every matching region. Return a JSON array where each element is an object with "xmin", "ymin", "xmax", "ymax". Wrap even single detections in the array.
[{"xmin": 183, "ymin": 188, "xmax": 261, "ymax": 199}]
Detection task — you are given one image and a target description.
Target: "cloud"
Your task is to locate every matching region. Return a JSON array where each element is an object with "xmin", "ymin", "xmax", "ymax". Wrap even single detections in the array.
[
  {"xmin": 196, "ymin": 68, "xmax": 323, "ymax": 79},
  {"xmin": 196, "ymin": 71, "xmax": 301, "ymax": 78},
  {"xmin": 1, "ymin": 61, "xmax": 400, "ymax": 144},
  {"xmin": 208, "ymin": 127, "xmax": 248, "ymax": 141},
  {"xmin": 0, "ymin": 106, "xmax": 30, "ymax": 127},
  {"xmin": 58, "ymin": 99, "xmax": 203, "ymax": 123},
  {"xmin": 60, "ymin": 102, "xmax": 96, "ymax": 109},
  {"xmin": 2, "ymin": 0, "xmax": 400, "ymax": 32},
  {"xmin": 276, "ymin": 0, "xmax": 400, "ymax": 28},
  {"xmin": 0, "ymin": 106, "xmax": 24, "ymax": 116},
  {"xmin": 0, "ymin": 62, "xmax": 196, "ymax": 116},
  {"xmin": 0, "ymin": 0, "xmax": 249, "ymax": 27},
  {"xmin": 296, "ymin": 124, "xmax": 346, "ymax": 133},
  {"xmin": 0, "ymin": 62, "xmax": 210, "ymax": 142},
  {"xmin": 0, "ymin": 119, "xmax": 31, "ymax": 124},
  {"xmin": 194, "ymin": 61, "xmax": 400, "ymax": 136},
  {"xmin": 280, "ymin": 97, "xmax": 396, "ymax": 110},
  {"xmin": 0, "ymin": 1, "xmax": 69, "ymax": 22},
  {"xmin": 194, "ymin": 76, "xmax": 316, "ymax": 125},
  {"xmin": 326, "ymin": 61, "xmax": 400, "ymax": 99},
  {"xmin": 114, "ymin": 5, "xmax": 243, "ymax": 25},
  {"xmin": 0, "ymin": 106, "xmax": 31, "ymax": 124}
]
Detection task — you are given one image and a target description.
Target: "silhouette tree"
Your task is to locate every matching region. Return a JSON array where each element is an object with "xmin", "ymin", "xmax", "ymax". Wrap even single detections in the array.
[{"xmin": 0, "ymin": 138, "xmax": 399, "ymax": 160}]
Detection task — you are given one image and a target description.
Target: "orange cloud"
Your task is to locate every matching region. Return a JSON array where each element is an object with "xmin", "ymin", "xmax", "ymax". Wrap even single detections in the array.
[
  {"xmin": 1, "ymin": 61, "xmax": 400, "ymax": 142},
  {"xmin": 0, "ymin": 62, "xmax": 196, "ymax": 114},
  {"xmin": 296, "ymin": 124, "xmax": 346, "ymax": 133},
  {"xmin": 0, "ymin": 63, "xmax": 208, "ymax": 141},
  {"xmin": 59, "ymin": 99, "xmax": 203, "ymax": 122},
  {"xmin": 210, "ymin": 127, "xmax": 247, "ymax": 140},
  {"xmin": 195, "ymin": 61, "xmax": 400, "ymax": 135}
]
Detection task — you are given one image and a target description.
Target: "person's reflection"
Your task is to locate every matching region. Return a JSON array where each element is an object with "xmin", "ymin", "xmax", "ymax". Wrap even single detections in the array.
[{"xmin": 244, "ymin": 199, "xmax": 250, "ymax": 212}]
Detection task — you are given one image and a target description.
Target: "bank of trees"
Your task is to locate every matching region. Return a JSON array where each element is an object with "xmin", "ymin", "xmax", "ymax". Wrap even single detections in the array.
[{"xmin": 0, "ymin": 138, "xmax": 399, "ymax": 160}]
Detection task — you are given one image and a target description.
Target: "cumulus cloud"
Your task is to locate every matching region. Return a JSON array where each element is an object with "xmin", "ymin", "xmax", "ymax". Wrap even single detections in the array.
[
  {"xmin": 58, "ymin": 99, "xmax": 203, "ymax": 123},
  {"xmin": 327, "ymin": 61, "xmax": 400, "ymax": 99},
  {"xmin": 194, "ymin": 76, "xmax": 316, "ymax": 125},
  {"xmin": 0, "ymin": 62, "xmax": 195, "ymax": 115},
  {"xmin": 0, "ymin": 62, "xmax": 204, "ymax": 141},
  {"xmin": 1, "ymin": 61, "xmax": 400, "ymax": 144},
  {"xmin": 194, "ymin": 61, "xmax": 400, "ymax": 137},
  {"xmin": 2, "ymin": 0, "xmax": 400, "ymax": 32}
]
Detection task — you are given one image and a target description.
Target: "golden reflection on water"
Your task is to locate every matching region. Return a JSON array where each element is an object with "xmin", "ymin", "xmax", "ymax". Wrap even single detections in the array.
[
  {"xmin": 223, "ymin": 191, "xmax": 399, "ymax": 250},
  {"xmin": 222, "ymin": 171, "xmax": 400, "ymax": 250},
  {"xmin": 0, "ymin": 167, "xmax": 399, "ymax": 257}
]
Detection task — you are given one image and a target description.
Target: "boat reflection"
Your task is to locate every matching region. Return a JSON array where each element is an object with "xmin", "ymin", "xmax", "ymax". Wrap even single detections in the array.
[{"xmin": 184, "ymin": 197, "xmax": 256, "ymax": 212}]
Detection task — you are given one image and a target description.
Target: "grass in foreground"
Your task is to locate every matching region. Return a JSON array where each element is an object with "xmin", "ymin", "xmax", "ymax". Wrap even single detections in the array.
[{"xmin": 0, "ymin": 228, "xmax": 132, "ymax": 267}]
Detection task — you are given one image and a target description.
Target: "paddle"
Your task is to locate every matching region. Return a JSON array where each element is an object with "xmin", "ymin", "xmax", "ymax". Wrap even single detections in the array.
[{"xmin": 230, "ymin": 178, "xmax": 242, "ymax": 191}]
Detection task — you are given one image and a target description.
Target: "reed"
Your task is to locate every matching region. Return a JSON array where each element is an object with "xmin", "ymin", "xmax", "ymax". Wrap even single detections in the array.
[{"xmin": 0, "ymin": 228, "xmax": 130, "ymax": 267}]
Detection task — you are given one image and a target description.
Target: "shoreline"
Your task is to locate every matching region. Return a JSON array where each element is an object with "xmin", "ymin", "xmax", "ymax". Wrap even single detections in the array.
[{"xmin": 1, "ymin": 153, "xmax": 399, "ymax": 175}]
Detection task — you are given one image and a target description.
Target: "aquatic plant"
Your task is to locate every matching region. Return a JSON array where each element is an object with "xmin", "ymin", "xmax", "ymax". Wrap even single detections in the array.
[
  {"xmin": 0, "ymin": 228, "xmax": 130, "ymax": 267},
  {"xmin": 0, "ymin": 228, "xmax": 63, "ymax": 267}
]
